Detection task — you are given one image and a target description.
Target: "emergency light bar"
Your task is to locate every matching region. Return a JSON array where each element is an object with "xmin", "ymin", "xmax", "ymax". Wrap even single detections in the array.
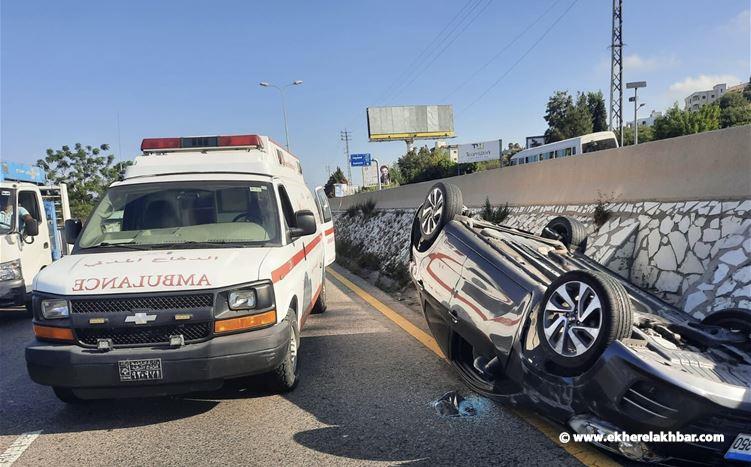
[{"xmin": 141, "ymin": 134, "xmax": 263, "ymax": 152}]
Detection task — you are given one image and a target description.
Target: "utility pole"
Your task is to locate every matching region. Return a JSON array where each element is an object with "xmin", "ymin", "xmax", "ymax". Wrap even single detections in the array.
[
  {"xmin": 609, "ymin": 0, "xmax": 624, "ymax": 145},
  {"xmin": 340, "ymin": 129, "xmax": 352, "ymax": 184}
]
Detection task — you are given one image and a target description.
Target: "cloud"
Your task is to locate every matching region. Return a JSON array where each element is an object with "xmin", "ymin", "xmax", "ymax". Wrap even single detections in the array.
[
  {"xmin": 668, "ymin": 74, "xmax": 743, "ymax": 95},
  {"xmin": 595, "ymin": 53, "xmax": 679, "ymax": 76},
  {"xmin": 719, "ymin": 9, "xmax": 750, "ymax": 34},
  {"xmin": 623, "ymin": 53, "xmax": 679, "ymax": 73}
]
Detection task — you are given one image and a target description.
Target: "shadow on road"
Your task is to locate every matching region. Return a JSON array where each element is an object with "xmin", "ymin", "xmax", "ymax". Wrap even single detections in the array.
[{"xmin": 278, "ymin": 331, "xmax": 573, "ymax": 465}]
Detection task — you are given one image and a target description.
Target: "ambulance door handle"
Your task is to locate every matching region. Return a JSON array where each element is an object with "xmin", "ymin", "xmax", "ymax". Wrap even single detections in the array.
[{"xmin": 43, "ymin": 242, "xmax": 49, "ymax": 249}]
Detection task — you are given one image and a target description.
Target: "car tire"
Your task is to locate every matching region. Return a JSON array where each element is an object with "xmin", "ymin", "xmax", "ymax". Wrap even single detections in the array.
[
  {"xmin": 312, "ymin": 275, "xmax": 327, "ymax": 314},
  {"xmin": 541, "ymin": 216, "xmax": 588, "ymax": 253},
  {"xmin": 263, "ymin": 312, "xmax": 300, "ymax": 393},
  {"xmin": 701, "ymin": 308, "xmax": 751, "ymax": 337},
  {"xmin": 418, "ymin": 182, "xmax": 463, "ymax": 249},
  {"xmin": 53, "ymin": 387, "xmax": 86, "ymax": 404},
  {"xmin": 536, "ymin": 270, "xmax": 632, "ymax": 373}
]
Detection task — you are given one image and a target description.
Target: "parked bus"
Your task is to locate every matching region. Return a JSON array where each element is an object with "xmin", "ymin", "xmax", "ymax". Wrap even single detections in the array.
[{"xmin": 510, "ymin": 131, "xmax": 619, "ymax": 166}]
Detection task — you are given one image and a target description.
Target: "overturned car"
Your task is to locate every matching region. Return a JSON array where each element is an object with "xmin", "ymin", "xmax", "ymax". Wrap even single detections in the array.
[{"xmin": 409, "ymin": 182, "xmax": 751, "ymax": 465}]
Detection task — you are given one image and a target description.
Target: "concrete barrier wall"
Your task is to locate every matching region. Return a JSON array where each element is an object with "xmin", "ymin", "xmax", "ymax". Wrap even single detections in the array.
[{"xmin": 330, "ymin": 125, "xmax": 751, "ymax": 211}]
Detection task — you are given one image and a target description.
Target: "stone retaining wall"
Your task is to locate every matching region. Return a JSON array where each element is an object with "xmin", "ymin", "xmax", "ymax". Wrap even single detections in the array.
[{"xmin": 333, "ymin": 198, "xmax": 751, "ymax": 319}]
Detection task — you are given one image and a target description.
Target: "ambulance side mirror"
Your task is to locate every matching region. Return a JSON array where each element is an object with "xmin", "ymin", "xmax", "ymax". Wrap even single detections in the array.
[
  {"xmin": 23, "ymin": 218, "xmax": 39, "ymax": 237},
  {"xmin": 289, "ymin": 210, "xmax": 317, "ymax": 238},
  {"xmin": 64, "ymin": 219, "xmax": 82, "ymax": 244}
]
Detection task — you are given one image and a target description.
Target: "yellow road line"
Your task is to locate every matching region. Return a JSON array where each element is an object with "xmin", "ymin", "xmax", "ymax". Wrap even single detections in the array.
[
  {"xmin": 328, "ymin": 267, "xmax": 621, "ymax": 467},
  {"xmin": 328, "ymin": 268, "xmax": 444, "ymax": 358}
]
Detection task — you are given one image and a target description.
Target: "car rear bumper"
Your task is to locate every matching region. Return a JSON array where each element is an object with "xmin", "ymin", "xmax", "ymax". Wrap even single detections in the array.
[{"xmin": 25, "ymin": 320, "xmax": 290, "ymax": 399}]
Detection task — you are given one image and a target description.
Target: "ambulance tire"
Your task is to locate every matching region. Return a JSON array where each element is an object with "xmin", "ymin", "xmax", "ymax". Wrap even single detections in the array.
[
  {"xmin": 264, "ymin": 312, "xmax": 300, "ymax": 393},
  {"xmin": 312, "ymin": 272, "xmax": 327, "ymax": 314}
]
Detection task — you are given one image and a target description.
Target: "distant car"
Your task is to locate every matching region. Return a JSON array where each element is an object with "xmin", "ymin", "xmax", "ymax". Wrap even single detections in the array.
[{"xmin": 410, "ymin": 182, "xmax": 751, "ymax": 465}]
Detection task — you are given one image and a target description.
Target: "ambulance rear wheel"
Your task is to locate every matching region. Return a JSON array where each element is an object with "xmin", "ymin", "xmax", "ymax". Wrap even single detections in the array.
[{"xmin": 312, "ymin": 272, "xmax": 327, "ymax": 314}]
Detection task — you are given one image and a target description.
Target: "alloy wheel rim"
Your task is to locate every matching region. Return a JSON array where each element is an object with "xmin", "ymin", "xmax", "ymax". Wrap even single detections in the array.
[
  {"xmin": 542, "ymin": 281, "xmax": 602, "ymax": 357},
  {"xmin": 421, "ymin": 188, "xmax": 444, "ymax": 236}
]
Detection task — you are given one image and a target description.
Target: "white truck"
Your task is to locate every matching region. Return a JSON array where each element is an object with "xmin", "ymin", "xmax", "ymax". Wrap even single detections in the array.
[
  {"xmin": 1, "ymin": 162, "xmax": 70, "ymax": 310},
  {"xmin": 25, "ymin": 134, "xmax": 336, "ymax": 402}
]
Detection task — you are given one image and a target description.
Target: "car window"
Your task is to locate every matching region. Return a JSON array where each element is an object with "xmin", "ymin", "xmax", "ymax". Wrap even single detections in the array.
[{"xmin": 315, "ymin": 188, "xmax": 332, "ymax": 222}]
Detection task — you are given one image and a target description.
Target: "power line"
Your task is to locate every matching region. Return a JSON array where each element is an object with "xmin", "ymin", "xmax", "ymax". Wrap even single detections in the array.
[
  {"xmin": 386, "ymin": 0, "xmax": 493, "ymax": 104},
  {"xmin": 340, "ymin": 0, "xmax": 486, "ymax": 133},
  {"xmin": 461, "ymin": 0, "xmax": 581, "ymax": 113},
  {"xmin": 441, "ymin": 0, "xmax": 564, "ymax": 102},
  {"xmin": 372, "ymin": 0, "xmax": 479, "ymax": 106}
]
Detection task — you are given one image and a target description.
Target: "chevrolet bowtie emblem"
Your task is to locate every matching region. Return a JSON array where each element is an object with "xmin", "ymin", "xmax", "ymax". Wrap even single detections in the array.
[{"xmin": 125, "ymin": 312, "xmax": 157, "ymax": 325}]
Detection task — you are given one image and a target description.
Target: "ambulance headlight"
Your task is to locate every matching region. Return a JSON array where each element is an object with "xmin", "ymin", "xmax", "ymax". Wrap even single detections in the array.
[
  {"xmin": 0, "ymin": 260, "xmax": 22, "ymax": 281},
  {"xmin": 228, "ymin": 289, "xmax": 257, "ymax": 310},
  {"xmin": 41, "ymin": 299, "xmax": 70, "ymax": 319}
]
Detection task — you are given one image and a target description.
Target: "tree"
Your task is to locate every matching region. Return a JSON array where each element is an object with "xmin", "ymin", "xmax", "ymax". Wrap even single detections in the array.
[
  {"xmin": 543, "ymin": 91, "xmax": 573, "ymax": 143},
  {"xmin": 652, "ymin": 104, "xmax": 720, "ymax": 140},
  {"xmin": 543, "ymin": 91, "xmax": 593, "ymax": 143},
  {"xmin": 395, "ymin": 145, "xmax": 455, "ymax": 185},
  {"xmin": 37, "ymin": 144, "xmax": 131, "ymax": 219},
  {"xmin": 717, "ymin": 91, "xmax": 751, "ymax": 128},
  {"xmin": 323, "ymin": 167, "xmax": 348, "ymax": 198},
  {"xmin": 621, "ymin": 124, "xmax": 654, "ymax": 146},
  {"xmin": 586, "ymin": 91, "xmax": 608, "ymax": 132}
]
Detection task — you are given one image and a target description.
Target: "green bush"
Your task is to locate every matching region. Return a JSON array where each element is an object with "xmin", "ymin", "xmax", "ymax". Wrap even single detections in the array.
[{"xmin": 480, "ymin": 197, "xmax": 510, "ymax": 224}]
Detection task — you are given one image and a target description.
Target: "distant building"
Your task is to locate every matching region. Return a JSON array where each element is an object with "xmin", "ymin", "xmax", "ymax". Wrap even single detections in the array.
[
  {"xmin": 684, "ymin": 83, "xmax": 727, "ymax": 111},
  {"xmin": 436, "ymin": 141, "xmax": 459, "ymax": 162},
  {"xmin": 625, "ymin": 110, "xmax": 662, "ymax": 128}
]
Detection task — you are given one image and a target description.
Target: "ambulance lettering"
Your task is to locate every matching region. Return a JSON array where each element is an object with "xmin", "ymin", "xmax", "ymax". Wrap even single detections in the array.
[{"xmin": 72, "ymin": 274, "xmax": 211, "ymax": 291}]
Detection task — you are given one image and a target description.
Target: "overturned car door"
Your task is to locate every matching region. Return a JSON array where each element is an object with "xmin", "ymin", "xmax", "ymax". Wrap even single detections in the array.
[
  {"xmin": 415, "ymin": 227, "xmax": 467, "ymax": 357},
  {"xmin": 450, "ymin": 230, "xmax": 532, "ymax": 362}
]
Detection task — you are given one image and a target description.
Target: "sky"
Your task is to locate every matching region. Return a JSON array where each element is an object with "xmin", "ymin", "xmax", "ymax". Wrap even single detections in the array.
[{"xmin": 1, "ymin": 0, "xmax": 749, "ymax": 188}]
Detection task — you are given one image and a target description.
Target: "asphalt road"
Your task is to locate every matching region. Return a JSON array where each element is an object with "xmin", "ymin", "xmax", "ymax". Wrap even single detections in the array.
[{"xmin": 0, "ymin": 266, "xmax": 592, "ymax": 466}]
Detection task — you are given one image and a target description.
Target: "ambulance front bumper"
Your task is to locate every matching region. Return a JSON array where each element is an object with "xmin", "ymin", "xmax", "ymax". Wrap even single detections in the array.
[{"xmin": 25, "ymin": 320, "xmax": 290, "ymax": 399}]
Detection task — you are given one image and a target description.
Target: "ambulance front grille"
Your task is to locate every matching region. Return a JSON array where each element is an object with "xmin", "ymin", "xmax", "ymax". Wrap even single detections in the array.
[{"xmin": 70, "ymin": 294, "xmax": 214, "ymax": 314}]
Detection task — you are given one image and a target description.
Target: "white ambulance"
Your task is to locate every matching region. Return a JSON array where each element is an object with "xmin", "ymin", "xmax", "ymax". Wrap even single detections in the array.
[{"xmin": 25, "ymin": 134, "xmax": 336, "ymax": 402}]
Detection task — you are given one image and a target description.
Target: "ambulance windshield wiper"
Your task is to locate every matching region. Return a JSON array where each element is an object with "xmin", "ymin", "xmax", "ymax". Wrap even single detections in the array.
[
  {"xmin": 84, "ymin": 241, "xmax": 151, "ymax": 251},
  {"xmin": 150, "ymin": 240, "xmax": 267, "ymax": 249}
]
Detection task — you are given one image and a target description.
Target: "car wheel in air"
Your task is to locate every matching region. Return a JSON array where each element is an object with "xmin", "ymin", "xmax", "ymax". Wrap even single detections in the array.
[
  {"xmin": 702, "ymin": 308, "xmax": 751, "ymax": 342},
  {"xmin": 541, "ymin": 216, "xmax": 588, "ymax": 253},
  {"xmin": 536, "ymin": 270, "xmax": 632, "ymax": 373},
  {"xmin": 263, "ymin": 312, "xmax": 300, "ymax": 392},
  {"xmin": 312, "ymin": 274, "xmax": 327, "ymax": 314},
  {"xmin": 418, "ymin": 182, "xmax": 463, "ymax": 249}
]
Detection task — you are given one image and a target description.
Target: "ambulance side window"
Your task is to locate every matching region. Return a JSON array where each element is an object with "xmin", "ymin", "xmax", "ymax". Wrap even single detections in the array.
[
  {"xmin": 277, "ymin": 185, "xmax": 296, "ymax": 228},
  {"xmin": 315, "ymin": 188, "xmax": 332, "ymax": 222}
]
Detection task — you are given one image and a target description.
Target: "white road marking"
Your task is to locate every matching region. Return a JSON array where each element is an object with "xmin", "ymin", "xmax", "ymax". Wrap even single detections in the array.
[{"xmin": 0, "ymin": 431, "xmax": 42, "ymax": 467}]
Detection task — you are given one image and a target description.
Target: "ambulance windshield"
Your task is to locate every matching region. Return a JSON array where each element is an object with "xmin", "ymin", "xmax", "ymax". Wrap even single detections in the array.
[{"xmin": 78, "ymin": 181, "xmax": 281, "ymax": 249}]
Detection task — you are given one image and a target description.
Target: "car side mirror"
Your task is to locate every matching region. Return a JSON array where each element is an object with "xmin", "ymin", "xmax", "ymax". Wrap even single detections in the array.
[
  {"xmin": 289, "ymin": 210, "xmax": 317, "ymax": 238},
  {"xmin": 64, "ymin": 219, "xmax": 82, "ymax": 245},
  {"xmin": 23, "ymin": 218, "xmax": 39, "ymax": 237}
]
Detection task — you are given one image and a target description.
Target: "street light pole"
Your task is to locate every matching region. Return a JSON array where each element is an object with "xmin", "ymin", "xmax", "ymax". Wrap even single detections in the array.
[
  {"xmin": 626, "ymin": 81, "xmax": 647, "ymax": 145},
  {"xmin": 259, "ymin": 80, "xmax": 303, "ymax": 150}
]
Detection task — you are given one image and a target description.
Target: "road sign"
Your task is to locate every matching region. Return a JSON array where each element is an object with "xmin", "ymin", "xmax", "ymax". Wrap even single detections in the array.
[{"xmin": 350, "ymin": 153, "xmax": 372, "ymax": 167}]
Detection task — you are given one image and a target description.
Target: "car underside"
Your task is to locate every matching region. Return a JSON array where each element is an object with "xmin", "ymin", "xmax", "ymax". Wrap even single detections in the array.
[{"xmin": 410, "ymin": 182, "xmax": 751, "ymax": 466}]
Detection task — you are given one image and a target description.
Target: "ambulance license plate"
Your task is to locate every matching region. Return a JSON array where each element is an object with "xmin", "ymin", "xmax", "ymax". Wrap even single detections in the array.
[
  {"xmin": 118, "ymin": 358, "xmax": 163, "ymax": 382},
  {"xmin": 725, "ymin": 433, "xmax": 751, "ymax": 462}
]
